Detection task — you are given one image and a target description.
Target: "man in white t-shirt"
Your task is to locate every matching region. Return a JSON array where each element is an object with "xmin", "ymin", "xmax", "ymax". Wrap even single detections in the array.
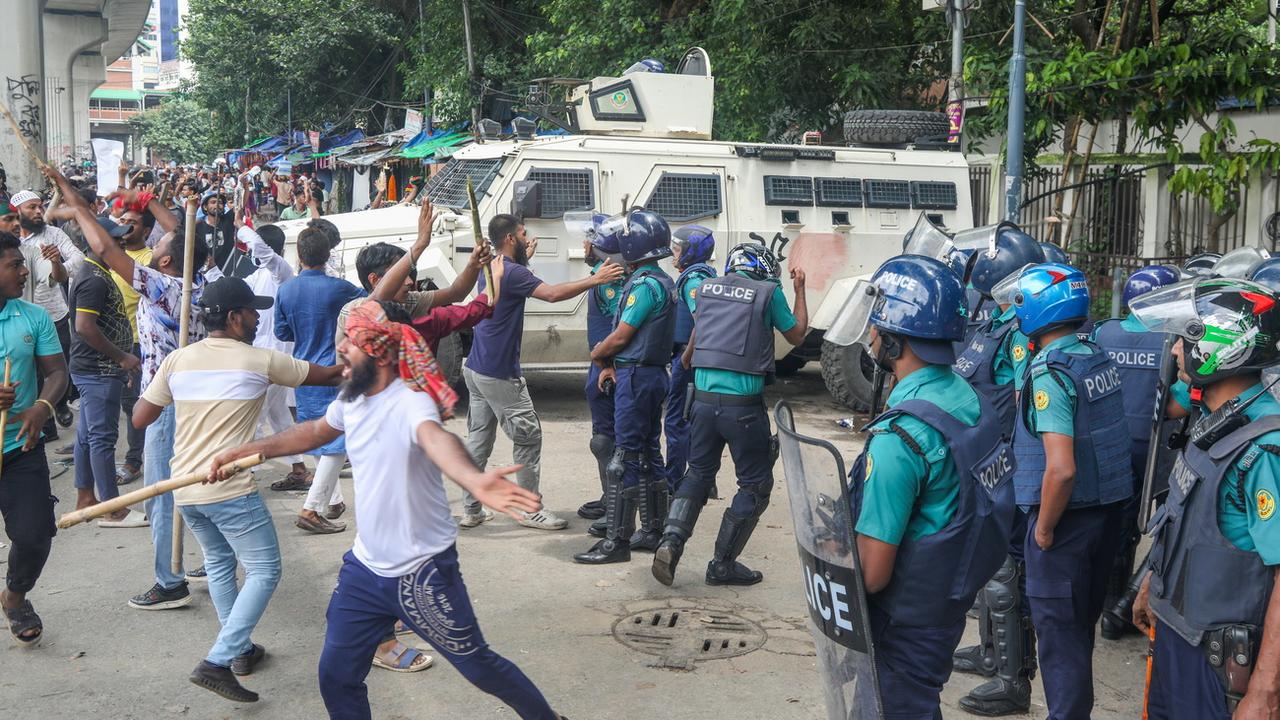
[{"xmin": 211, "ymin": 299, "xmax": 565, "ymax": 719}]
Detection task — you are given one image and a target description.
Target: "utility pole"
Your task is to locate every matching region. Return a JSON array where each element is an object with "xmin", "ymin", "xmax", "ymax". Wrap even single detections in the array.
[
  {"xmin": 461, "ymin": 0, "xmax": 481, "ymax": 137},
  {"xmin": 244, "ymin": 85, "xmax": 251, "ymax": 144},
  {"xmin": 1003, "ymin": 0, "xmax": 1029, "ymax": 222},
  {"xmin": 947, "ymin": 0, "xmax": 967, "ymax": 144},
  {"xmin": 1269, "ymin": 0, "xmax": 1277, "ymax": 45},
  {"xmin": 419, "ymin": 0, "xmax": 433, "ymax": 133},
  {"xmin": 286, "ymin": 88, "xmax": 292, "ymax": 145}
]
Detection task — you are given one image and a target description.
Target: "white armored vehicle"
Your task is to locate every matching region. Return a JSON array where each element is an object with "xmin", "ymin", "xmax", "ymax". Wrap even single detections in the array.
[{"xmin": 279, "ymin": 49, "xmax": 973, "ymax": 409}]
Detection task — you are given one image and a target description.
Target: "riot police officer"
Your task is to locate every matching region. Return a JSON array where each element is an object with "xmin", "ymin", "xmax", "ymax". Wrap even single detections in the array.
[
  {"xmin": 1038, "ymin": 241, "xmax": 1069, "ymax": 266},
  {"xmin": 950, "ymin": 228, "xmax": 1044, "ymax": 716},
  {"xmin": 840, "ymin": 254, "xmax": 1017, "ymax": 718},
  {"xmin": 1009, "ymin": 262, "xmax": 1133, "ymax": 720},
  {"xmin": 1090, "ymin": 264, "xmax": 1181, "ymax": 639},
  {"xmin": 651, "ymin": 242, "xmax": 807, "ymax": 586},
  {"xmin": 1130, "ymin": 277, "xmax": 1280, "ymax": 720},
  {"xmin": 577, "ymin": 216, "xmax": 629, "ymax": 523},
  {"xmin": 575, "ymin": 210, "xmax": 676, "ymax": 565},
  {"xmin": 664, "ymin": 225, "xmax": 717, "ymax": 498}
]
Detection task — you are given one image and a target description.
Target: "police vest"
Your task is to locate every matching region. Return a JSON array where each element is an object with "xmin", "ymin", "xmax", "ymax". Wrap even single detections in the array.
[
  {"xmin": 955, "ymin": 288, "xmax": 994, "ymax": 358},
  {"xmin": 587, "ymin": 280, "xmax": 617, "ymax": 350},
  {"xmin": 674, "ymin": 263, "xmax": 716, "ymax": 346},
  {"xmin": 690, "ymin": 274, "xmax": 776, "ymax": 376},
  {"xmin": 1148, "ymin": 416, "xmax": 1280, "ymax": 646},
  {"xmin": 1011, "ymin": 342, "xmax": 1134, "ymax": 508},
  {"xmin": 1092, "ymin": 318, "xmax": 1175, "ymax": 480},
  {"xmin": 849, "ymin": 392, "xmax": 1017, "ymax": 626},
  {"xmin": 614, "ymin": 266, "xmax": 676, "ymax": 366},
  {"xmin": 952, "ymin": 318, "xmax": 1017, "ymax": 436}
]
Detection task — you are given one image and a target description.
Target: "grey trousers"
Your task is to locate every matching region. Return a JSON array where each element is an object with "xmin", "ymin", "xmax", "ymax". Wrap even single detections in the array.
[{"xmin": 462, "ymin": 366, "xmax": 543, "ymax": 513}]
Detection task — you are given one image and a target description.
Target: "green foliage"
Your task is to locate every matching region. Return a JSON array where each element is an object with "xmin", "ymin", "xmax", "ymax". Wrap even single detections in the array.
[{"xmin": 129, "ymin": 97, "xmax": 217, "ymax": 164}]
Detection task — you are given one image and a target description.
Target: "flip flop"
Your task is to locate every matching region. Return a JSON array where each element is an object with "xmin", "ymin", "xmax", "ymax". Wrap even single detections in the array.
[
  {"xmin": 372, "ymin": 642, "xmax": 433, "ymax": 673},
  {"xmin": 270, "ymin": 471, "xmax": 312, "ymax": 492},
  {"xmin": 5, "ymin": 599, "xmax": 43, "ymax": 647},
  {"xmin": 99, "ymin": 509, "xmax": 150, "ymax": 528}
]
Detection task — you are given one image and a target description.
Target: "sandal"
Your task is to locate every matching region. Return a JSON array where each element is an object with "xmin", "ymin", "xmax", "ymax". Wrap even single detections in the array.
[
  {"xmin": 372, "ymin": 642, "xmax": 433, "ymax": 673},
  {"xmin": 395, "ymin": 620, "xmax": 414, "ymax": 636},
  {"xmin": 5, "ymin": 599, "xmax": 43, "ymax": 647},
  {"xmin": 270, "ymin": 470, "xmax": 312, "ymax": 492}
]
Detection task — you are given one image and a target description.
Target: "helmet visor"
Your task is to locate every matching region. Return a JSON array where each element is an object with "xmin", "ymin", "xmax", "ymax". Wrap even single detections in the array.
[
  {"xmin": 952, "ymin": 224, "xmax": 999, "ymax": 255},
  {"xmin": 903, "ymin": 213, "xmax": 955, "ymax": 261},
  {"xmin": 562, "ymin": 211, "xmax": 597, "ymax": 246},
  {"xmin": 990, "ymin": 263, "xmax": 1035, "ymax": 307},
  {"xmin": 597, "ymin": 213, "xmax": 628, "ymax": 239},
  {"xmin": 1211, "ymin": 247, "xmax": 1271, "ymax": 279},
  {"xmin": 824, "ymin": 280, "xmax": 881, "ymax": 348},
  {"xmin": 1128, "ymin": 279, "xmax": 1204, "ymax": 338}
]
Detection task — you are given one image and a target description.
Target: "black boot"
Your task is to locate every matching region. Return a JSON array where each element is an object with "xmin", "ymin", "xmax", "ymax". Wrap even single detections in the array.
[
  {"xmin": 578, "ymin": 434, "xmax": 613, "ymax": 520},
  {"xmin": 573, "ymin": 481, "xmax": 634, "ymax": 565},
  {"xmin": 957, "ymin": 677, "xmax": 1032, "ymax": 716},
  {"xmin": 952, "ymin": 644, "xmax": 995, "ymax": 676},
  {"xmin": 652, "ymin": 496, "xmax": 704, "ymax": 586},
  {"xmin": 629, "ymin": 471, "xmax": 666, "ymax": 552},
  {"xmin": 705, "ymin": 509, "xmax": 762, "ymax": 586},
  {"xmin": 1101, "ymin": 549, "xmax": 1147, "ymax": 640},
  {"xmin": 587, "ymin": 519, "xmax": 606, "ymax": 538}
]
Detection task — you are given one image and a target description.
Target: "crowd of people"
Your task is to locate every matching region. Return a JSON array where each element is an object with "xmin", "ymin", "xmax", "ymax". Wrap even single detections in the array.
[{"xmin": 0, "ymin": 151, "xmax": 1276, "ymax": 720}]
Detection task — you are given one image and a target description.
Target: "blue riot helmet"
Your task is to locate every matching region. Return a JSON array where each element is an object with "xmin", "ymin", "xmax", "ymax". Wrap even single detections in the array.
[
  {"xmin": 1183, "ymin": 252, "xmax": 1221, "ymax": 277},
  {"xmin": 1039, "ymin": 242, "xmax": 1069, "ymax": 265},
  {"xmin": 1211, "ymin": 246, "xmax": 1270, "ymax": 279},
  {"xmin": 901, "ymin": 212, "xmax": 967, "ymax": 277},
  {"xmin": 1122, "ymin": 264, "xmax": 1181, "ymax": 308},
  {"xmin": 624, "ymin": 58, "xmax": 666, "ymax": 74},
  {"xmin": 604, "ymin": 209, "xmax": 672, "ymax": 264},
  {"xmin": 564, "ymin": 211, "xmax": 622, "ymax": 264},
  {"xmin": 1010, "ymin": 263, "xmax": 1091, "ymax": 338},
  {"xmin": 725, "ymin": 241, "xmax": 780, "ymax": 280},
  {"xmin": 672, "ymin": 224, "xmax": 715, "ymax": 270},
  {"xmin": 1250, "ymin": 257, "xmax": 1280, "ymax": 292},
  {"xmin": 966, "ymin": 223, "xmax": 1045, "ymax": 298}
]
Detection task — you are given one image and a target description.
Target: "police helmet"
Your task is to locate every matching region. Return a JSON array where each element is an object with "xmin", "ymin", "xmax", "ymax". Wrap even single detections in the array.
[
  {"xmin": 1183, "ymin": 252, "xmax": 1221, "ymax": 277},
  {"xmin": 672, "ymin": 225, "xmax": 715, "ymax": 270},
  {"xmin": 1011, "ymin": 263, "xmax": 1091, "ymax": 338},
  {"xmin": 1130, "ymin": 277, "xmax": 1280, "ymax": 385},
  {"xmin": 867, "ymin": 255, "xmax": 968, "ymax": 364},
  {"xmin": 588, "ymin": 212, "xmax": 623, "ymax": 262},
  {"xmin": 967, "ymin": 225, "xmax": 1045, "ymax": 298},
  {"xmin": 1211, "ymin": 247, "xmax": 1270, "ymax": 279},
  {"xmin": 614, "ymin": 209, "xmax": 672, "ymax": 264},
  {"xmin": 725, "ymin": 242, "xmax": 780, "ymax": 280},
  {"xmin": 624, "ymin": 58, "xmax": 666, "ymax": 74},
  {"xmin": 1249, "ymin": 257, "xmax": 1280, "ymax": 293},
  {"xmin": 1122, "ymin": 264, "xmax": 1180, "ymax": 308},
  {"xmin": 1039, "ymin": 242, "xmax": 1069, "ymax": 265}
]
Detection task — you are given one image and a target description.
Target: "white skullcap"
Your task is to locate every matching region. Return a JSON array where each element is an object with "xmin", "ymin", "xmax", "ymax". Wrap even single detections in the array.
[{"xmin": 8, "ymin": 190, "xmax": 40, "ymax": 208}]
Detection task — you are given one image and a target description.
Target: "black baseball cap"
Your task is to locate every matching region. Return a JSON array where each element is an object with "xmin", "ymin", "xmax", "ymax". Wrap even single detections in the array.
[
  {"xmin": 198, "ymin": 276, "xmax": 273, "ymax": 313},
  {"xmin": 96, "ymin": 216, "xmax": 130, "ymax": 239}
]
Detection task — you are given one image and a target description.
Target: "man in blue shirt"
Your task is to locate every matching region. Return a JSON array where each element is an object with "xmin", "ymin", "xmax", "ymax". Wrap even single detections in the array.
[
  {"xmin": 460, "ymin": 213, "xmax": 621, "ymax": 532},
  {"xmin": 0, "ymin": 231, "xmax": 69, "ymax": 647}
]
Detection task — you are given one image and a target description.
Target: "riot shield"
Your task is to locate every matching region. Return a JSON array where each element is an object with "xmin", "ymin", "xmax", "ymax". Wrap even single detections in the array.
[
  {"xmin": 775, "ymin": 401, "xmax": 883, "ymax": 720},
  {"xmin": 1138, "ymin": 332, "xmax": 1179, "ymax": 530}
]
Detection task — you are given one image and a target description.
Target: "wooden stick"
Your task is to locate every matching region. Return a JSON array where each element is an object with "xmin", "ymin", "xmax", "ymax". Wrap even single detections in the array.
[
  {"xmin": 467, "ymin": 178, "xmax": 494, "ymax": 293},
  {"xmin": 0, "ymin": 358, "xmax": 10, "ymax": 476},
  {"xmin": 0, "ymin": 102, "xmax": 49, "ymax": 170},
  {"xmin": 57, "ymin": 454, "xmax": 266, "ymax": 529},
  {"xmin": 171, "ymin": 197, "xmax": 199, "ymax": 573}
]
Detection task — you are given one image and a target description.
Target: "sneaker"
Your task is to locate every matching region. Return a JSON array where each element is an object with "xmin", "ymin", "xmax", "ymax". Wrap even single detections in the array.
[
  {"xmin": 230, "ymin": 643, "xmax": 266, "ymax": 676},
  {"xmin": 189, "ymin": 660, "xmax": 259, "ymax": 703},
  {"xmin": 55, "ymin": 405, "xmax": 73, "ymax": 428},
  {"xmin": 186, "ymin": 567, "xmax": 207, "ymax": 583},
  {"xmin": 129, "ymin": 582, "xmax": 192, "ymax": 610},
  {"xmin": 458, "ymin": 508, "xmax": 494, "ymax": 529},
  {"xmin": 518, "ymin": 509, "xmax": 567, "ymax": 531}
]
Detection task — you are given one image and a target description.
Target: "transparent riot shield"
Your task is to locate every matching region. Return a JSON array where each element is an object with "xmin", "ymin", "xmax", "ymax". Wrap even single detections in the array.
[{"xmin": 774, "ymin": 401, "xmax": 883, "ymax": 720}]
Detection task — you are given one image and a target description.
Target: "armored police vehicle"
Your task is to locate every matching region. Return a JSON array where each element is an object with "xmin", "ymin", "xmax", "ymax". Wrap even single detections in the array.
[{"xmin": 279, "ymin": 48, "xmax": 974, "ymax": 410}]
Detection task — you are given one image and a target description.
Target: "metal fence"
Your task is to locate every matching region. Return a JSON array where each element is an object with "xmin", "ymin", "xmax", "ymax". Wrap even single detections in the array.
[
  {"xmin": 1166, "ymin": 186, "xmax": 1252, "ymax": 255},
  {"xmin": 969, "ymin": 164, "xmax": 992, "ymax": 226}
]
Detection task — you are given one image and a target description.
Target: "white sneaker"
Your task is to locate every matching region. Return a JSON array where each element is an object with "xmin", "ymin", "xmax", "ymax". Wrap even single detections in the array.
[
  {"xmin": 518, "ymin": 509, "xmax": 567, "ymax": 531},
  {"xmin": 458, "ymin": 508, "xmax": 494, "ymax": 529}
]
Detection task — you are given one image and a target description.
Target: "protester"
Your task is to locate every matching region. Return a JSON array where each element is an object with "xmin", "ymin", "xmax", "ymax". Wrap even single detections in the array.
[{"xmin": 278, "ymin": 183, "xmax": 312, "ymax": 221}]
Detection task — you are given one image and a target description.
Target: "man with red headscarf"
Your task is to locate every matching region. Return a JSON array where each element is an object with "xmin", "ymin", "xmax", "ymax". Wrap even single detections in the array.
[{"xmin": 211, "ymin": 300, "xmax": 566, "ymax": 719}]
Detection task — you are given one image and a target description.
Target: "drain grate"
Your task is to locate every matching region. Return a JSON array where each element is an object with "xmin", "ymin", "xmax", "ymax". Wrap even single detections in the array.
[{"xmin": 612, "ymin": 607, "xmax": 767, "ymax": 669}]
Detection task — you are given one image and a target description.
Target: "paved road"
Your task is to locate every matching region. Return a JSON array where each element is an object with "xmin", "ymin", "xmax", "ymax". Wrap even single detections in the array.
[{"xmin": 1, "ymin": 367, "xmax": 1147, "ymax": 719}]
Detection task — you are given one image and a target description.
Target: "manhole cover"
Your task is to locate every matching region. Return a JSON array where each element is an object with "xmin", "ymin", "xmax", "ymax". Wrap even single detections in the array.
[{"xmin": 612, "ymin": 607, "xmax": 767, "ymax": 669}]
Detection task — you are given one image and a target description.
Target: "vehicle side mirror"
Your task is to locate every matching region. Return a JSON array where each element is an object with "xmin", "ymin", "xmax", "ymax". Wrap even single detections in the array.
[{"xmin": 511, "ymin": 180, "xmax": 542, "ymax": 220}]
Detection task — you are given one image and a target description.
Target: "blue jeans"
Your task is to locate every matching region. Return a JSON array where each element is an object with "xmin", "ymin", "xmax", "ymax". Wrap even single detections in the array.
[
  {"xmin": 320, "ymin": 547, "xmax": 557, "ymax": 720},
  {"xmin": 180, "ymin": 491, "xmax": 282, "ymax": 667},
  {"xmin": 143, "ymin": 405, "xmax": 184, "ymax": 589},
  {"xmin": 71, "ymin": 373, "xmax": 124, "ymax": 503}
]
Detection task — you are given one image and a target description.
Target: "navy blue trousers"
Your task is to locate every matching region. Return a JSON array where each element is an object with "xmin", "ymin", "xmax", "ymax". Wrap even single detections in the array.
[
  {"xmin": 319, "ymin": 548, "xmax": 557, "ymax": 720},
  {"xmin": 678, "ymin": 396, "xmax": 773, "ymax": 517},
  {"xmin": 663, "ymin": 350, "xmax": 692, "ymax": 492},
  {"xmin": 613, "ymin": 365, "xmax": 668, "ymax": 489},
  {"xmin": 1146, "ymin": 620, "xmax": 1231, "ymax": 720},
  {"xmin": 1024, "ymin": 505, "xmax": 1124, "ymax": 720},
  {"xmin": 869, "ymin": 605, "xmax": 967, "ymax": 720},
  {"xmin": 585, "ymin": 363, "xmax": 614, "ymax": 439}
]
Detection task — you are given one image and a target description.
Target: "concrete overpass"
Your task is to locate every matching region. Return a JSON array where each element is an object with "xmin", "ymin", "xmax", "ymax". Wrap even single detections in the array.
[{"xmin": 1, "ymin": 0, "xmax": 151, "ymax": 193}]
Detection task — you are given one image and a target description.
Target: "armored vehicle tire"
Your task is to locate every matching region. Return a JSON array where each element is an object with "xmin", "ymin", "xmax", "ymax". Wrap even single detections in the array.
[
  {"xmin": 843, "ymin": 109, "xmax": 949, "ymax": 146},
  {"xmin": 436, "ymin": 332, "xmax": 465, "ymax": 390},
  {"xmin": 820, "ymin": 340, "xmax": 877, "ymax": 411}
]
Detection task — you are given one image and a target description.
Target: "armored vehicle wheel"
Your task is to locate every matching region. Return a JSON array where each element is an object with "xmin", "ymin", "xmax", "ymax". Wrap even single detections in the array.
[
  {"xmin": 843, "ymin": 109, "xmax": 949, "ymax": 146},
  {"xmin": 820, "ymin": 340, "xmax": 877, "ymax": 411}
]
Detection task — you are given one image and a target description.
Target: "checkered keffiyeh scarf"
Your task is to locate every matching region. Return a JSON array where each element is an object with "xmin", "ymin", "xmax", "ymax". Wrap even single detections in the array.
[{"xmin": 345, "ymin": 301, "xmax": 458, "ymax": 418}]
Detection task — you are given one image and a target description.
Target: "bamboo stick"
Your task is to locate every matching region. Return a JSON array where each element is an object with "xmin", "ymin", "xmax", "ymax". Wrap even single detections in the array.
[{"xmin": 171, "ymin": 197, "xmax": 199, "ymax": 573}]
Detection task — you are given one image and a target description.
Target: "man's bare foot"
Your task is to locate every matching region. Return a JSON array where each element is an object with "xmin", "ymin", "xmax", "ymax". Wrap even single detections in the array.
[
  {"xmin": 76, "ymin": 489, "xmax": 98, "ymax": 511},
  {"xmin": 104, "ymin": 509, "xmax": 131, "ymax": 522}
]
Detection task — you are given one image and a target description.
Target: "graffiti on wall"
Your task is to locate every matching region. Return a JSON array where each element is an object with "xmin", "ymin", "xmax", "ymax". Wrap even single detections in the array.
[{"xmin": 7, "ymin": 75, "xmax": 41, "ymax": 141}]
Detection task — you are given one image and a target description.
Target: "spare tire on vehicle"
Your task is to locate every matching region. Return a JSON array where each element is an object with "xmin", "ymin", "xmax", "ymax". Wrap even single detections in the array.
[
  {"xmin": 820, "ymin": 340, "xmax": 879, "ymax": 412},
  {"xmin": 843, "ymin": 109, "xmax": 950, "ymax": 146}
]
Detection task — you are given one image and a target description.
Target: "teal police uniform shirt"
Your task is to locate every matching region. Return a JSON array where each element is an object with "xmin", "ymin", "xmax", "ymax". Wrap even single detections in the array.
[
  {"xmin": 591, "ymin": 261, "xmax": 625, "ymax": 317},
  {"xmin": 681, "ymin": 270, "xmax": 709, "ymax": 315},
  {"xmin": 855, "ymin": 364, "xmax": 978, "ymax": 544},
  {"xmin": 616, "ymin": 270, "xmax": 668, "ymax": 363},
  {"xmin": 992, "ymin": 305, "xmax": 1033, "ymax": 389},
  {"xmin": 1216, "ymin": 383, "xmax": 1280, "ymax": 563},
  {"xmin": 1024, "ymin": 334, "xmax": 1094, "ymax": 437},
  {"xmin": 691, "ymin": 272, "xmax": 797, "ymax": 396},
  {"xmin": 0, "ymin": 298, "xmax": 62, "ymax": 454}
]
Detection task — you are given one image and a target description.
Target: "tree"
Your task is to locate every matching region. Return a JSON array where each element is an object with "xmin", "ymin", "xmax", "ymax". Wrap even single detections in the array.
[{"xmin": 130, "ymin": 97, "xmax": 218, "ymax": 164}]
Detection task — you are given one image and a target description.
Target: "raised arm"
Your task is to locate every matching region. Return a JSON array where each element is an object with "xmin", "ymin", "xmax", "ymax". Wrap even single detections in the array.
[
  {"xmin": 416, "ymin": 420, "xmax": 542, "ymax": 519},
  {"xmin": 433, "ymin": 242, "xmax": 491, "ymax": 306},
  {"xmin": 207, "ymin": 418, "xmax": 343, "ymax": 482},
  {"xmin": 372, "ymin": 200, "xmax": 434, "ymax": 303},
  {"xmin": 44, "ymin": 166, "xmax": 134, "ymax": 281}
]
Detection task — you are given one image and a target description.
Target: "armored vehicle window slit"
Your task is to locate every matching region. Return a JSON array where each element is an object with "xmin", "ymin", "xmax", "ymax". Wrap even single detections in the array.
[
  {"xmin": 524, "ymin": 168, "xmax": 595, "ymax": 219},
  {"xmin": 424, "ymin": 158, "xmax": 505, "ymax": 209},
  {"xmin": 909, "ymin": 181, "xmax": 959, "ymax": 210},
  {"xmin": 814, "ymin": 177, "xmax": 863, "ymax": 207},
  {"xmin": 763, "ymin": 176, "xmax": 814, "ymax": 206},
  {"xmin": 864, "ymin": 179, "xmax": 912, "ymax": 209},
  {"xmin": 643, "ymin": 172, "xmax": 723, "ymax": 222}
]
